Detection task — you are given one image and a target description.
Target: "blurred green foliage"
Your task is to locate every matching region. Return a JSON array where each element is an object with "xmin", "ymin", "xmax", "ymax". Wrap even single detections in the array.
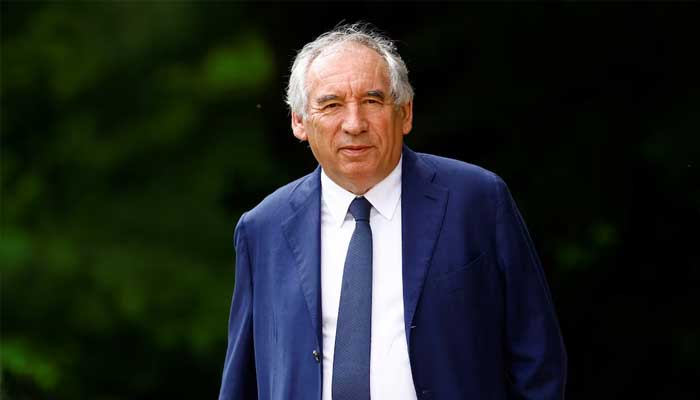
[{"xmin": 2, "ymin": 2, "xmax": 283, "ymax": 398}]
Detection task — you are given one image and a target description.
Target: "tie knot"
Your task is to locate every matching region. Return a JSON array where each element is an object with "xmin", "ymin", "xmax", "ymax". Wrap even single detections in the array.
[{"xmin": 349, "ymin": 197, "xmax": 371, "ymax": 222}]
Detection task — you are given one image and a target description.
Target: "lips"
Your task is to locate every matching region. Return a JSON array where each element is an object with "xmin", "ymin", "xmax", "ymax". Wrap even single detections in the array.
[{"xmin": 339, "ymin": 145, "xmax": 372, "ymax": 156}]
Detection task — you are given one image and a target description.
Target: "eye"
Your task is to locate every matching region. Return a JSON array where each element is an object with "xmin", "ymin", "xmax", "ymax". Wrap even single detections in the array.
[{"xmin": 323, "ymin": 103, "xmax": 340, "ymax": 110}]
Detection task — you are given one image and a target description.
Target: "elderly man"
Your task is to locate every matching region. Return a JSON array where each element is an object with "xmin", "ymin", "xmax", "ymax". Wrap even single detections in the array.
[{"xmin": 219, "ymin": 24, "xmax": 566, "ymax": 400}]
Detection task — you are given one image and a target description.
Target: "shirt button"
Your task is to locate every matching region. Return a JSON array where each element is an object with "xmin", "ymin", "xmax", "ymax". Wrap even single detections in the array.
[{"xmin": 312, "ymin": 350, "xmax": 321, "ymax": 363}]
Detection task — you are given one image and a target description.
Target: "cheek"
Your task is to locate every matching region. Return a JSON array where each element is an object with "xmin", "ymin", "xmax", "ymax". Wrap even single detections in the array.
[
  {"xmin": 312, "ymin": 120, "xmax": 337, "ymax": 148},
  {"xmin": 375, "ymin": 118, "xmax": 401, "ymax": 144},
  {"xmin": 307, "ymin": 125, "xmax": 332, "ymax": 157}
]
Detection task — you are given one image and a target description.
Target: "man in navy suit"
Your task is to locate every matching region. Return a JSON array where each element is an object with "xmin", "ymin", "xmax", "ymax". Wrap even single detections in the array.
[{"xmin": 219, "ymin": 23, "xmax": 566, "ymax": 400}]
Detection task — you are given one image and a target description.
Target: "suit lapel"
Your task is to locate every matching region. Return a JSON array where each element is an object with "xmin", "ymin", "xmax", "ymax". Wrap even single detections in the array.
[
  {"xmin": 282, "ymin": 167, "xmax": 323, "ymax": 347},
  {"xmin": 279, "ymin": 149, "xmax": 448, "ymax": 348},
  {"xmin": 401, "ymin": 147, "xmax": 449, "ymax": 344}
]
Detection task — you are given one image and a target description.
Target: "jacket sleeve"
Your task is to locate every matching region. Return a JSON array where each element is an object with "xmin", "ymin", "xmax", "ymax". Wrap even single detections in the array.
[
  {"xmin": 219, "ymin": 212, "xmax": 258, "ymax": 399},
  {"xmin": 494, "ymin": 176, "xmax": 567, "ymax": 399}
]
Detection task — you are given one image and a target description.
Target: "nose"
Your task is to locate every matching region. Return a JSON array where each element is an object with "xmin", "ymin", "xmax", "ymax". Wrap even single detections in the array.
[{"xmin": 340, "ymin": 102, "xmax": 369, "ymax": 135}]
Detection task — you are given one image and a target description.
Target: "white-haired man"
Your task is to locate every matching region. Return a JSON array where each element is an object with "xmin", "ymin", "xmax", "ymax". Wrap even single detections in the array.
[{"xmin": 219, "ymin": 23, "xmax": 567, "ymax": 400}]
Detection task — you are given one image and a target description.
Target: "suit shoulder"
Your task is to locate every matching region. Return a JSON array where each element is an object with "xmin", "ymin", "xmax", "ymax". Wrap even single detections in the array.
[
  {"xmin": 416, "ymin": 152, "xmax": 504, "ymax": 188},
  {"xmin": 239, "ymin": 170, "xmax": 316, "ymax": 226},
  {"xmin": 246, "ymin": 173, "xmax": 312, "ymax": 217}
]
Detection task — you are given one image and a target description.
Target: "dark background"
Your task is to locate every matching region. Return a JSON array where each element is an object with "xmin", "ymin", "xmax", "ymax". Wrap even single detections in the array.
[{"xmin": 2, "ymin": 2, "xmax": 698, "ymax": 399}]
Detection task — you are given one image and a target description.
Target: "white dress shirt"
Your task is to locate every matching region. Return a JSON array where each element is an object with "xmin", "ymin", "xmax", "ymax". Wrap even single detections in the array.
[{"xmin": 320, "ymin": 157, "xmax": 417, "ymax": 400}]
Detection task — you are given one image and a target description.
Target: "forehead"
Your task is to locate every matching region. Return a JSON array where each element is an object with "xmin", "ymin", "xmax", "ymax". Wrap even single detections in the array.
[{"xmin": 306, "ymin": 44, "xmax": 390, "ymax": 97}]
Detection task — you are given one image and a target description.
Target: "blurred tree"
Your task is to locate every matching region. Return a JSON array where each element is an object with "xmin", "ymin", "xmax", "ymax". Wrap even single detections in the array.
[{"xmin": 2, "ymin": 2, "xmax": 283, "ymax": 398}]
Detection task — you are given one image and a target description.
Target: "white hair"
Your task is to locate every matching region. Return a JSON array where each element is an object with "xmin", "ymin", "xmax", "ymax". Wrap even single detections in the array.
[{"xmin": 286, "ymin": 23, "xmax": 414, "ymax": 118}]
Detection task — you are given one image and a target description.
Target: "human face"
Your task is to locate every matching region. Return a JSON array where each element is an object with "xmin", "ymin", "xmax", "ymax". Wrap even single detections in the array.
[{"xmin": 291, "ymin": 44, "xmax": 413, "ymax": 195}]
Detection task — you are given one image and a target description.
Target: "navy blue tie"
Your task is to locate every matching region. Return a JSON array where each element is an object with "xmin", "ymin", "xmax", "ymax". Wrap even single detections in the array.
[{"xmin": 332, "ymin": 197, "xmax": 373, "ymax": 400}]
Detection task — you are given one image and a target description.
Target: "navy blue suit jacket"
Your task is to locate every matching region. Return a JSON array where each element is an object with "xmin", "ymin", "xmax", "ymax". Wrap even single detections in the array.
[{"xmin": 219, "ymin": 146, "xmax": 566, "ymax": 399}]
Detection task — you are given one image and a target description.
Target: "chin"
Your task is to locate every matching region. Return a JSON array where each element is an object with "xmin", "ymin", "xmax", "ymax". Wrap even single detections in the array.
[{"xmin": 341, "ymin": 162, "xmax": 376, "ymax": 179}]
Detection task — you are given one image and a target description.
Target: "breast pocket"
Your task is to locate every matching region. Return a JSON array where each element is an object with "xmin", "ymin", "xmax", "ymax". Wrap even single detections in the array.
[{"xmin": 431, "ymin": 253, "xmax": 485, "ymax": 293}]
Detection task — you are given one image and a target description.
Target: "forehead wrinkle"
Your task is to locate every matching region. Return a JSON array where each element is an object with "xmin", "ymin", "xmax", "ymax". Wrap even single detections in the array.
[{"xmin": 306, "ymin": 44, "xmax": 391, "ymax": 103}]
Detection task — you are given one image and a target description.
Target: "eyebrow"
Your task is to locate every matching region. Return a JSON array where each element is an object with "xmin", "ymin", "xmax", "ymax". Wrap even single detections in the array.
[
  {"xmin": 314, "ymin": 90, "xmax": 387, "ymax": 105},
  {"xmin": 366, "ymin": 90, "xmax": 386, "ymax": 100},
  {"xmin": 315, "ymin": 94, "xmax": 340, "ymax": 104}
]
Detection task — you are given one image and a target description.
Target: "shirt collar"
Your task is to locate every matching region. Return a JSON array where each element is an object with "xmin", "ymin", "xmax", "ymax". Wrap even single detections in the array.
[{"xmin": 321, "ymin": 156, "xmax": 402, "ymax": 228}]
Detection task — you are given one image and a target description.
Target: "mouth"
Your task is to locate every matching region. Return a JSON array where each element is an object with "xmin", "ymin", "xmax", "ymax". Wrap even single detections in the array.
[{"xmin": 339, "ymin": 145, "xmax": 372, "ymax": 156}]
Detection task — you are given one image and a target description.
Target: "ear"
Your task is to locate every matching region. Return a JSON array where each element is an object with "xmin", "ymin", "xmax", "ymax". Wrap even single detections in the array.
[
  {"xmin": 291, "ymin": 112, "xmax": 307, "ymax": 141},
  {"xmin": 400, "ymin": 100, "xmax": 413, "ymax": 135}
]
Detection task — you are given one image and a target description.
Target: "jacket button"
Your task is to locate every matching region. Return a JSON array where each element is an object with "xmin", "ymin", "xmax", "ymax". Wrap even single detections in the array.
[{"xmin": 312, "ymin": 350, "xmax": 321, "ymax": 363}]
